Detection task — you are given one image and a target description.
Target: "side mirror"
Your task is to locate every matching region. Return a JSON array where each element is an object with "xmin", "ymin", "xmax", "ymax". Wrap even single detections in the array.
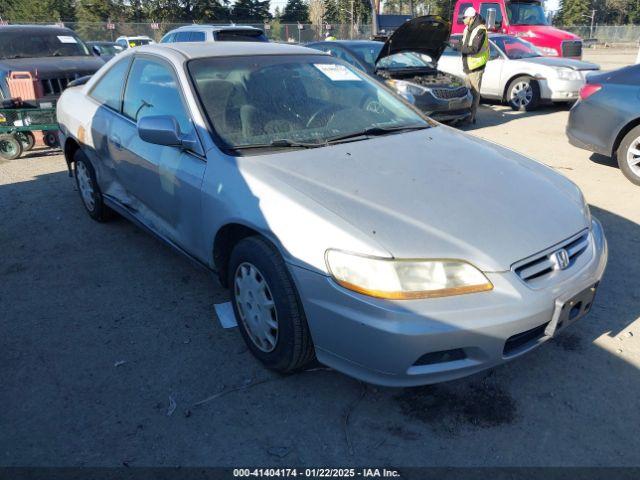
[
  {"xmin": 486, "ymin": 8, "xmax": 497, "ymax": 31},
  {"xmin": 137, "ymin": 115, "xmax": 199, "ymax": 152},
  {"xmin": 92, "ymin": 45, "xmax": 101, "ymax": 56}
]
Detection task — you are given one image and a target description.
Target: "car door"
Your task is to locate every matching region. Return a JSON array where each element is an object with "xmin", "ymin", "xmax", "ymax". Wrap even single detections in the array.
[
  {"xmin": 108, "ymin": 55, "xmax": 206, "ymax": 257},
  {"xmin": 480, "ymin": 41, "xmax": 505, "ymax": 98}
]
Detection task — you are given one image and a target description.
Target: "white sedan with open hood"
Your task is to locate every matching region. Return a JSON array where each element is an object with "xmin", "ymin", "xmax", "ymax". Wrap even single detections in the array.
[{"xmin": 438, "ymin": 33, "xmax": 600, "ymax": 111}]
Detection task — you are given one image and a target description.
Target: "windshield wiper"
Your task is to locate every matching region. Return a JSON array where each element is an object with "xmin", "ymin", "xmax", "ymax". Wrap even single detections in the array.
[
  {"xmin": 325, "ymin": 124, "xmax": 429, "ymax": 145},
  {"xmin": 229, "ymin": 138, "xmax": 323, "ymax": 152}
]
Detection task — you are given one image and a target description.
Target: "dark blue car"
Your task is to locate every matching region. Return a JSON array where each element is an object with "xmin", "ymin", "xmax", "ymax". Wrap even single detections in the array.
[{"xmin": 566, "ymin": 64, "xmax": 640, "ymax": 186}]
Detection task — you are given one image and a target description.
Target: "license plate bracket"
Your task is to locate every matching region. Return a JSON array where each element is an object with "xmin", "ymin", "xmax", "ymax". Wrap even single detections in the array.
[{"xmin": 545, "ymin": 284, "xmax": 598, "ymax": 337}]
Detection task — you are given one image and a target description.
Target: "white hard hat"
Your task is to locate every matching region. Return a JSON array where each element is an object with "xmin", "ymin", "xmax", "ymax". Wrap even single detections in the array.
[{"xmin": 463, "ymin": 6, "xmax": 477, "ymax": 18}]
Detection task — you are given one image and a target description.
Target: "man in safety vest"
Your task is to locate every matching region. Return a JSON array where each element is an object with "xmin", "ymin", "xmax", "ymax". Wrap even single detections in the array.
[{"xmin": 459, "ymin": 6, "xmax": 489, "ymax": 124}]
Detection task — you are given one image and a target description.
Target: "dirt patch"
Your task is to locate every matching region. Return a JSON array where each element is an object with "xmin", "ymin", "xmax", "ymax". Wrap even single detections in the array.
[{"xmin": 395, "ymin": 380, "xmax": 517, "ymax": 432}]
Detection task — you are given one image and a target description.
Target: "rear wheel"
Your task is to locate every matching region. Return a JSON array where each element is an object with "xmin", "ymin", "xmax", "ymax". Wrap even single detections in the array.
[
  {"xmin": 15, "ymin": 131, "xmax": 35, "ymax": 151},
  {"xmin": 507, "ymin": 76, "xmax": 540, "ymax": 111},
  {"xmin": 74, "ymin": 149, "xmax": 113, "ymax": 222},
  {"xmin": 617, "ymin": 126, "xmax": 640, "ymax": 186},
  {"xmin": 0, "ymin": 134, "xmax": 23, "ymax": 160},
  {"xmin": 228, "ymin": 236, "xmax": 315, "ymax": 373}
]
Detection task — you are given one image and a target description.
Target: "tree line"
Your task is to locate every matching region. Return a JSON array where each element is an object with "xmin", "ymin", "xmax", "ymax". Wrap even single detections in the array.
[{"xmin": 0, "ymin": 0, "xmax": 372, "ymax": 26}]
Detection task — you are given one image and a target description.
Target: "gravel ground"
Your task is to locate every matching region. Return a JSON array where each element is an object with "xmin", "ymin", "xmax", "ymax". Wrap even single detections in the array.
[{"xmin": 1, "ymin": 49, "xmax": 639, "ymax": 469}]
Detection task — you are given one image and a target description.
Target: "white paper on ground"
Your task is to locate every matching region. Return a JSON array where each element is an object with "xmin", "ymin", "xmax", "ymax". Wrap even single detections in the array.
[{"xmin": 214, "ymin": 302, "xmax": 237, "ymax": 329}]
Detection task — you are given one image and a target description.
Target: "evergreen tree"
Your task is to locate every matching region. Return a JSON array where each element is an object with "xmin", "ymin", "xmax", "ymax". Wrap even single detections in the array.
[
  {"xmin": 230, "ymin": 0, "xmax": 272, "ymax": 22},
  {"xmin": 281, "ymin": 0, "xmax": 310, "ymax": 21},
  {"xmin": 556, "ymin": 0, "xmax": 591, "ymax": 25}
]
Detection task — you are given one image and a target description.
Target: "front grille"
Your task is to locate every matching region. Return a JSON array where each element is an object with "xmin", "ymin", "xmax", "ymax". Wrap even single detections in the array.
[
  {"xmin": 514, "ymin": 230, "xmax": 590, "ymax": 285},
  {"xmin": 40, "ymin": 72, "xmax": 91, "ymax": 97},
  {"xmin": 432, "ymin": 87, "xmax": 468, "ymax": 100},
  {"xmin": 503, "ymin": 322, "xmax": 549, "ymax": 357},
  {"xmin": 562, "ymin": 40, "xmax": 583, "ymax": 58}
]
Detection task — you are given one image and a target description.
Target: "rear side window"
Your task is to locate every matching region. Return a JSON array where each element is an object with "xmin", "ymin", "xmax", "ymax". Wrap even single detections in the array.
[
  {"xmin": 480, "ymin": 2, "xmax": 504, "ymax": 27},
  {"xmin": 89, "ymin": 58, "xmax": 131, "ymax": 110},
  {"xmin": 457, "ymin": 2, "xmax": 473, "ymax": 24},
  {"xmin": 190, "ymin": 31, "xmax": 206, "ymax": 41},
  {"xmin": 174, "ymin": 31, "xmax": 191, "ymax": 42},
  {"xmin": 213, "ymin": 30, "xmax": 268, "ymax": 42}
]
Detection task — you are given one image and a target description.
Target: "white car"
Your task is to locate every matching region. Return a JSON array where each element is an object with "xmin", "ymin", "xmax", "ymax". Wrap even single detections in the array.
[
  {"xmin": 115, "ymin": 35, "xmax": 155, "ymax": 50},
  {"xmin": 437, "ymin": 34, "xmax": 600, "ymax": 111}
]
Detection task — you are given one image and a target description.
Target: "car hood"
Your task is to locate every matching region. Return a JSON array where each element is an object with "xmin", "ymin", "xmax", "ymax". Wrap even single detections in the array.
[
  {"xmin": 375, "ymin": 15, "xmax": 451, "ymax": 65},
  {"xmin": 524, "ymin": 56, "xmax": 599, "ymax": 71},
  {"xmin": 0, "ymin": 56, "xmax": 105, "ymax": 78},
  {"xmin": 248, "ymin": 127, "xmax": 589, "ymax": 272},
  {"xmin": 509, "ymin": 25, "xmax": 581, "ymax": 41}
]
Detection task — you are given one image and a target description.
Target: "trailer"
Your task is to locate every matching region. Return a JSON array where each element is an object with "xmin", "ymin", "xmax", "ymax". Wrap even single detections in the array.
[{"xmin": 0, "ymin": 105, "xmax": 58, "ymax": 160}]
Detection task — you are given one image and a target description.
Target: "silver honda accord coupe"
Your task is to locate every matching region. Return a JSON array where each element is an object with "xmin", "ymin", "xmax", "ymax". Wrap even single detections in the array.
[{"xmin": 57, "ymin": 42, "xmax": 607, "ymax": 386}]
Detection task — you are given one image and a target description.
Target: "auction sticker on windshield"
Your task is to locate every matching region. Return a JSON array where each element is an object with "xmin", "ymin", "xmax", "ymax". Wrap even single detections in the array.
[
  {"xmin": 314, "ymin": 64, "xmax": 361, "ymax": 81},
  {"xmin": 57, "ymin": 36, "xmax": 78, "ymax": 43}
]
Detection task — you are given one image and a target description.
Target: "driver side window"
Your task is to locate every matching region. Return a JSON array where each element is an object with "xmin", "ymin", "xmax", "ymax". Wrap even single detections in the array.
[{"xmin": 122, "ymin": 57, "xmax": 193, "ymax": 136}]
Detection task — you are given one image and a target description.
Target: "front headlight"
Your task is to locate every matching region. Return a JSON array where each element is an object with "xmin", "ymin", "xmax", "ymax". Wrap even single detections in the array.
[
  {"xmin": 538, "ymin": 46, "xmax": 559, "ymax": 56},
  {"xmin": 555, "ymin": 68, "xmax": 582, "ymax": 80},
  {"xmin": 386, "ymin": 79, "xmax": 429, "ymax": 98},
  {"xmin": 325, "ymin": 250, "xmax": 493, "ymax": 300}
]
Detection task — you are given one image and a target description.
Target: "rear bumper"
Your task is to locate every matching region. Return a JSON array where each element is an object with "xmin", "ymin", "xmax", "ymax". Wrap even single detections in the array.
[
  {"xmin": 566, "ymin": 100, "xmax": 612, "ymax": 156},
  {"xmin": 290, "ymin": 219, "xmax": 607, "ymax": 387}
]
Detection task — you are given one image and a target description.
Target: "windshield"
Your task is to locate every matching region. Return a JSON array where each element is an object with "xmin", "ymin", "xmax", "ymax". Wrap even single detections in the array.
[
  {"xmin": 507, "ymin": 2, "xmax": 549, "ymax": 25},
  {"xmin": 94, "ymin": 44, "xmax": 122, "ymax": 56},
  {"xmin": 349, "ymin": 43, "xmax": 383, "ymax": 67},
  {"xmin": 493, "ymin": 36, "xmax": 542, "ymax": 59},
  {"xmin": 130, "ymin": 39, "xmax": 152, "ymax": 47},
  {"xmin": 213, "ymin": 30, "xmax": 268, "ymax": 42},
  {"xmin": 0, "ymin": 31, "xmax": 90, "ymax": 59},
  {"xmin": 377, "ymin": 52, "xmax": 433, "ymax": 69},
  {"xmin": 189, "ymin": 55, "xmax": 429, "ymax": 152}
]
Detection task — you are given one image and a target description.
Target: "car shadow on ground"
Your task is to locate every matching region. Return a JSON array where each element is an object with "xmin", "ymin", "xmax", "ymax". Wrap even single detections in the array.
[
  {"xmin": 457, "ymin": 102, "xmax": 571, "ymax": 132},
  {"xmin": 1, "ymin": 168, "xmax": 639, "ymax": 467},
  {"xmin": 589, "ymin": 152, "xmax": 618, "ymax": 169}
]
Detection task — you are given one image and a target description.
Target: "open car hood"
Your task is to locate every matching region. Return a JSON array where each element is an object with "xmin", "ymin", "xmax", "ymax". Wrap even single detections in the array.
[{"xmin": 375, "ymin": 15, "xmax": 451, "ymax": 65}]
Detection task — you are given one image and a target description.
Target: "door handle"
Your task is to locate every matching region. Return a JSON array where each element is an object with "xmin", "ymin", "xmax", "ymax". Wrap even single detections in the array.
[{"xmin": 110, "ymin": 135, "xmax": 123, "ymax": 150}]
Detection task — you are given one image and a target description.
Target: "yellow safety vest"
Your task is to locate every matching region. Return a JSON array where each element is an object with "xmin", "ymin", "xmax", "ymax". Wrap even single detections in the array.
[{"xmin": 462, "ymin": 23, "xmax": 490, "ymax": 71}]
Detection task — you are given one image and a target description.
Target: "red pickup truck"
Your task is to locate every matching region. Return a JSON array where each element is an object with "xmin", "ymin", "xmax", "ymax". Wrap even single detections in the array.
[{"xmin": 451, "ymin": 0, "xmax": 583, "ymax": 58}]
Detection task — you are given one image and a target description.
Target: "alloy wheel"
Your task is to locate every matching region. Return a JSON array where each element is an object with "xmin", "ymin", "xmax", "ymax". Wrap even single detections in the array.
[
  {"xmin": 510, "ymin": 81, "xmax": 533, "ymax": 108},
  {"xmin": 234, "ymin": 262, "xmax": 279, "ymax": 352},
  {"xmin": 626, "ymin": 136, "xmax": 640, "ymax": 177},
  {"xmin": 76, "ymin": 161, "xmax": 96, "ymax": 211}
]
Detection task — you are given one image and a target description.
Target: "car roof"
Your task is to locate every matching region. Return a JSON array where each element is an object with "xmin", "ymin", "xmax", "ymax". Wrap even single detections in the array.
[
  {"xmin": 117, "ymin": 35, "xmax": 152, "ymax": 39},
  {"xmin": 136, "ymin": 42, "xmax": 322, "ymax": 59},
  {"xmin": 170, "ymin": 24, "xmax": 263, "ymax": 32},
  {"xmin": 0, "ymin": 25, "xmax": 76, "ymax": 34},
  {"xmin": 312, "ymin": 40, "xmax": 382, "ymax": 47}
]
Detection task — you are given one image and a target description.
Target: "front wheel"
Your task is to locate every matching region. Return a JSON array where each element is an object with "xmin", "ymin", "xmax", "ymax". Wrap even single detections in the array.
[
  {"xmin": 15, "ymin": 131, "xmax": 35, "ymax": 151},
  {"xmin": 228, "ymin": 237, "xmax": 315, "ymax": 373},
  {"xmin": 617, "ymin": 125, "xmax": 640, "ymax": 186},
  {"xmin": 507, "ymin": 76, "xmax": 540, "ymax": 111}
]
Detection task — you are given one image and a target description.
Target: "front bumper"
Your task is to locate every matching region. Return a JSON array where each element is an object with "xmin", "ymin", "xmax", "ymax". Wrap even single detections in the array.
[
  {"xmin": 539, "ymin": 76, "xmax": 590, "ymax": 102},
  {"xmin": 290, "ymin": 219, "xmax": 607, "ymax": 387},
  {"xmin": 414, "ymin": 91, "xmax": 473, "ymax": 123}
]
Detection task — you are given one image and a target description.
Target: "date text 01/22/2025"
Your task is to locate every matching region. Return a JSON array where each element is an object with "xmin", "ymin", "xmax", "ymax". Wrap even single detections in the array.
[{"xmin": 233, "ymin": 468, "xmax": 401, "ymax": 478}]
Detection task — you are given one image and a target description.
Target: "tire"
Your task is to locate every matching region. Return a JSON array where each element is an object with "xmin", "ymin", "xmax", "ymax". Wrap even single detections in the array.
[
  {"xmin": 228, "ymin": 236, "xmax": 315, "ymax": 373},
  {"xmin": 15, "ymin": 131, "xmax": 35, "ymax": 151},
  {"xmin": 73, "ymin": 149, "xmax": 113, "ymax": 222},
  {"xmin": 507, "ymin": 76, "xmax": 541, "ymax": 111},
  {"xmin": 0, "ymin": 134, "xmax": 23, "ymax": 160},
  {"xmin": 43, "ymin": 130, "xmax": 59, "ymax": 148},
  {"xmin": 617, "ymin": 125, "xmax": 640, "ymax": 186}
]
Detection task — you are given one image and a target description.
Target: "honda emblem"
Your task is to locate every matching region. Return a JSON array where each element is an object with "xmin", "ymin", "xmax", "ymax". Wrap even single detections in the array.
[{"xmin": 551, "ymin": 248, "xmax": 570, "ymax": 271}]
